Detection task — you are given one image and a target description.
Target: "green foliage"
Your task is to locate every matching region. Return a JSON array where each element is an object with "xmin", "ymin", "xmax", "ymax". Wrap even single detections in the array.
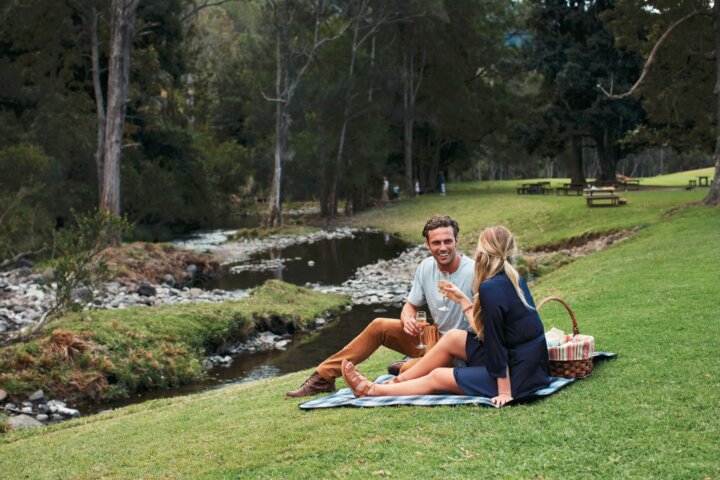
[
  {"xmin": 525, "ymin": 0, "xmax": 646, "ymax": 180},
  {"xmin": 605, "ymin": 1, "xmax": 715, "ymax": 151},
  {"xmin": 44, "ymin": 210, "xmax": 132, "ymax": 319},
  {"xmin": 0, "ymin": 143, "xmax": 54, "ymax": 261}
]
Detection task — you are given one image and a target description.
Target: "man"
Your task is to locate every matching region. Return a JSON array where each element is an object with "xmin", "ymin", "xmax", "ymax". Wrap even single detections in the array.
[{"xmin": 286, "ymin": 215, "xmax": 475, "ymax": 398}]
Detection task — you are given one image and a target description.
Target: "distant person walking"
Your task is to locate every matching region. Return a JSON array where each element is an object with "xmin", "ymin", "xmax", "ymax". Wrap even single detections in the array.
[
  {"xmin": 414, "ymin": 178, "xmax": 421, "ymax": 196},
  {"xmin": 439, "ymin": 173, "xmax": 446, "ymax": 195},
  {"xmin": 391, "ymin": 183, "xmax": 400, "ymax": 201},
  {"xmin": 381, "ymin": 177, "xmax": 389, "ymax": 204}
]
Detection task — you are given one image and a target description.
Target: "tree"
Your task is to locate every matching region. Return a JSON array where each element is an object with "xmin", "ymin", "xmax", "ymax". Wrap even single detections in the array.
[
  {"xmin": 526, "ymin": 0, "xmax": 645, "ymax": 183},
  {"xmin": 263, "ymin": 0, "xmax": 349, "ymax": 226},
  {"xmin": 101, "ymin": 0, "xmax": 141, "ymax": 219},
  {"xmin": 600, "ymin": 1, "xmax": 719, "ymax": 205}
]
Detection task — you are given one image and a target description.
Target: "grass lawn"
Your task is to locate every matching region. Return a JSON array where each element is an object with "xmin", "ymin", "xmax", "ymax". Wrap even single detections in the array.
[
  {"xmin": 0, "ymin": 184, "xmax": 718, "ymax": 479},
  {"xmin": 639, "ymin": 167, "xmax": 715, "ymax": 187},
  {"xmin": 350, "ymin": 179, "xmax": 708, "ymax": 248}
]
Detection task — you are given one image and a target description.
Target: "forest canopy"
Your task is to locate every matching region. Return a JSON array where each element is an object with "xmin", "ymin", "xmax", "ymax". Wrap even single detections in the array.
[{"xmin": 0, "ymin": 0, "xmax": 716, "ymax": 258}]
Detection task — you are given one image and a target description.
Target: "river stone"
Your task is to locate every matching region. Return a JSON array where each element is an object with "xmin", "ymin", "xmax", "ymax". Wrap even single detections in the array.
[
  {"xmin": 186, "ymin": 264, "xmax": 198, "ymax": 276},
  {"xmin": 16, "ymin": 267, "xmax": 32, "ymax": 278},
  {"xmin": 136, "ymin": 282, "xmax": 156, "ymax": 297},
  {"xmin": 41, "ymin": 267, "xmax": 54, "ymax": 281},
  {"xmin": 56, "ymin": 406, "xmax": 80, "ymax": 418},
  {"xmin": 8, "ymin": 414, "xmax": 44, "ymax": 430},
  {"xmin": 315, "ymin": 318, "xmax": 326, "ymax": 328},
  {"xmin": 28, "ymin": 389, "xmax": 45, "ymax": 402},
  {"xmin": 162, "ymin": 274, "xmax": 176, "ymax": 286},
  {"xmin": 72, "ymin": 287, "xmax": 93, "ymax": 303},
  {"xmin": 35, "ymin": 413, "xmax": 49, "ymax": 422}
]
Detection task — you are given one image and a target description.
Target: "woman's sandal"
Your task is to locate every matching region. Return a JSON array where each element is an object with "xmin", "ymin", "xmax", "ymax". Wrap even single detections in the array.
[{"xmin": 341, "ymin": 360, "xmax": 376, "ymax": 397}]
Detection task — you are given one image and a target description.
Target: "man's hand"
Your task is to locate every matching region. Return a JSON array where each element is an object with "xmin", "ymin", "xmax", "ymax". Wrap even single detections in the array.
[{"xmin": 400, "ymin": 310, "xmax": 421, "ymax": 337}]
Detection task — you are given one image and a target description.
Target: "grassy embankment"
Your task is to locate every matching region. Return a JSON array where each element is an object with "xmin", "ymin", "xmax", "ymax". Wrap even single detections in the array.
[
  {"xmin": 0, "ymin": 177, "xmax": 718, "ymax": 478},
  {"xmin": 0, "ymin": 281, "xmax": 349, "ymax": 403}
]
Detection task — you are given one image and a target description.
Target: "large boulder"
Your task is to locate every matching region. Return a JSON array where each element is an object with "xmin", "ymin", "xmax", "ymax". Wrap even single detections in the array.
[
  {"xmin": 136, "ymin": 282, "xmax": 157, "ymax": 297},
  {"xmin": 8, "ymin": 414, "xmax": 44, "ymax": 430}
]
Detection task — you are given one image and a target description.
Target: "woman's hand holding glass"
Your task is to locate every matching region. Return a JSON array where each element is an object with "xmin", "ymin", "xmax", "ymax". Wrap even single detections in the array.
[{"xmin": 438, "ymin": 281, "xmax": 471, "ymax": 306}]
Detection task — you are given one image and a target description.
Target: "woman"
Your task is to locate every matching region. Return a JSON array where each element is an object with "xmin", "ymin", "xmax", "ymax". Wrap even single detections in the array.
[{"xmin": 342, "ymin": 226, "xmax": 550, "ymax": 407}]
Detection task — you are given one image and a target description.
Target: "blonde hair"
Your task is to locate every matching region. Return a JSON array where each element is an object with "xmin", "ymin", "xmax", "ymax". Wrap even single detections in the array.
[{"xmin": 471, "ymin": 226, "xmax": 533, "ymax": 339}]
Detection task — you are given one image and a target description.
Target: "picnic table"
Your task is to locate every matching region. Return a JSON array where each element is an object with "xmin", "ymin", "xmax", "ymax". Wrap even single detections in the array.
[
  {"xmin": 584, "ymin": 187, "xmax": 626, "ymax": 207},
  {"xmin": 517, "ymin": 181, "xmax": 551, "ymax": 195},
  {"xmin": 555, "ymin": 183, "xmax": 585, "ymax": 196},
  {"xmin": 616, "ymin": 179, "xmax": 640, "ymax": 190}
]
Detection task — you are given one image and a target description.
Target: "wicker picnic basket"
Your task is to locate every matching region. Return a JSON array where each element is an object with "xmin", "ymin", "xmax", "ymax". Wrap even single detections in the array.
[{"xmin": 537, "ymin": 296, "xmax": 594, "ymax": 379}]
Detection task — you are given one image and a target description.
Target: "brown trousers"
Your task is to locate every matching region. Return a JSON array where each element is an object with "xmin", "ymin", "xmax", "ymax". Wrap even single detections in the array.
[{"xmin": 316, "ymin": 317, "xmax": 442, "ymax": 381}]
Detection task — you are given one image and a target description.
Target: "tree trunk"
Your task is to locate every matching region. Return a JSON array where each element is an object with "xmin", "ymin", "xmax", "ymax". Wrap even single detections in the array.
[
  {"xmin": 705, "ymin": 3, "xmax": 720, "ymax": 206},
  {"xmin": 89, "ymin": 7, "xmax": 106, "ymax": 202},
  {"xmin": 595, "ymin": 129, "xmax": 619, "ymax": 183},
  {"xmin": 570, "ymin": 135, "xmax": 586, "ymax": 185},
  {"xmin": 101, "ymin": 0, "xmax": 139, "ymax": 218},
  {"xmin": 337, "ymin": 15, "xmax": 360, "ymax": 217},
  {"xmin": 428, "ymin": 139, "xmax": 446, "ymax": 193},
  {"xmin": 403, "ymin": 45, "xmax": 415, "ymax": 196},
  {"xmin": 267, "ymin": 3, "xmax": 289, "ymax": 227}
]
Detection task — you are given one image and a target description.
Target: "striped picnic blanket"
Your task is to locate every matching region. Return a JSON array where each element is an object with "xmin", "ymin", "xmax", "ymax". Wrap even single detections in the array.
[{"xmin": 298, "ymin": 352, "xmax": 615, "ymax": 410}]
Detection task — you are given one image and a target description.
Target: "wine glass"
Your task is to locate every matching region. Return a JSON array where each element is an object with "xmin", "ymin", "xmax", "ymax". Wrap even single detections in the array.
[
  {"xmin": 437, "ymin": 272, "xmax": 450, "ymax": 311},
  {"xmin": 416, "ymin": 311, "xmax": 427, "ymax": 350}
]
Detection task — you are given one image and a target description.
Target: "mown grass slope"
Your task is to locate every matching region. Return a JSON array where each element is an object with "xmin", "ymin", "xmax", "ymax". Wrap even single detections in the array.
[{"xmin": 1, "ymin": 186, "xmax": 718, "ymax": 479}]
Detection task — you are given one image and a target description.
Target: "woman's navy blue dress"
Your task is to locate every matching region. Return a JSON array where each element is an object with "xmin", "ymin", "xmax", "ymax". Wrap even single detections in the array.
[{"xmin": 453, "ymin": 273, "xmax": 550, "ymax": 399}]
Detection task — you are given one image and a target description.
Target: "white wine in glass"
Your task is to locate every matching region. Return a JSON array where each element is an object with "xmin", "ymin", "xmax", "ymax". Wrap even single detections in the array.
[
  {"xmin": 416, "ymin": 311, "xmax": 427, "ymax": 350},
  {"xmin": 437, "ymin": 272, "xmax": 451, "ymax": 311}
]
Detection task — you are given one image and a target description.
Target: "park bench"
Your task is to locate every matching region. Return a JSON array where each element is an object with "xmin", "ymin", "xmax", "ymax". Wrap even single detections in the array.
[{"xmin": 584, "ymin": 188, "xmax": 626, "ymax": 207}]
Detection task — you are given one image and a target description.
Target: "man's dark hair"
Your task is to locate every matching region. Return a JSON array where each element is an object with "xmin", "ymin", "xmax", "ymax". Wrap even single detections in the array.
[{"xmin": 422, "ymin": 215, "xmax": 459, "ymax": 240}]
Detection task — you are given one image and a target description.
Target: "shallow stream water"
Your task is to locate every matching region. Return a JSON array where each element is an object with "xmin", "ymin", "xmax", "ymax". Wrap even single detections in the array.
[
  {"xmin": 79, "ymin": 303, "xmax": 401, "ymax": 414},
  {"xmin": 77, "ymin": 231, "xmax": 408, "ymax": 413}
]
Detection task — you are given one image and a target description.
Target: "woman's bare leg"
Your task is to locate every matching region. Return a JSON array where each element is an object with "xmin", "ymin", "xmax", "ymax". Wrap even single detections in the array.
[
  {"xmin": 377, "ymin": 368, "xmax": 464, "ymax": 395},
  {"xmin": 395, "ymin": 329, "xmax": 468, "ymax": 382}
]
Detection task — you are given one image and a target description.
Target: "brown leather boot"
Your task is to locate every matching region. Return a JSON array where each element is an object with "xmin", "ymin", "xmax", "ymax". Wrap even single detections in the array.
[{"xmin": 285, "ymin": 371, "xmax": 335, "ymax": 398}]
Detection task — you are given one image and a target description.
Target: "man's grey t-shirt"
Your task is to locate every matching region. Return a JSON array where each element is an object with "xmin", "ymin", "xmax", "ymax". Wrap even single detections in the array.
[{"xmin": 406, "ymin": 255, "xmax": 475, "ymax": 335}]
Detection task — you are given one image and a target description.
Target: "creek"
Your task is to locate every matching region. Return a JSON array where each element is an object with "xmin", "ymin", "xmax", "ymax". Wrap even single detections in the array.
[{"xmin": 77, "ymin": 230, "xmax": 409, "ymax": 413}]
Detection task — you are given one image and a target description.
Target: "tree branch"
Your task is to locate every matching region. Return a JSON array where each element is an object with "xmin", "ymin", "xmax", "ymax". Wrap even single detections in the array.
[
  {"xmin": 181, "ymin": 0, "xmax": 234, "ymax": 23},
  {"xmin": 598, "ymin": 9, "xmax": 702, "ymax": 99},
  {"xmin": 0, "ymin": 248, "xmax": 45, "ymax": 270},
  {"xmin": 261, "ymin": 91, "xmax": 287, "ymax": 103}
]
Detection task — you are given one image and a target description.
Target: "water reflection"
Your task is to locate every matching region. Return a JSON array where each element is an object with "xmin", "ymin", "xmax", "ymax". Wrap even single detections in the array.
[{"xmin": 204, "ymin": 232, "xmax": 407, "ymax": 290}]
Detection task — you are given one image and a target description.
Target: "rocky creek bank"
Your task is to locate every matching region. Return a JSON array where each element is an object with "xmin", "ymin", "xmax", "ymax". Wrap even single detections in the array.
[{"xmin": 1, "ymin": 388, "xmax": 79, "ymax": 430}]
